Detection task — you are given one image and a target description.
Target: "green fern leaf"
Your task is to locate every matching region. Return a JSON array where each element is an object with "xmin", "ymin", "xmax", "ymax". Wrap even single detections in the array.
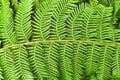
[
  {"xmin": 96, "ymin": 5, "xmax": 113, "ymax": 41},
  {"xmin": 11, "ymin": 45, "xmax": 34, "ymax": 80},
  {"xmin": 96, "ymin": 45, "xmax": 112, "ymax": 80},
  {"xmin": 14, "ymin": 0, "xmax": 34, "ymax": 43},
  {"xmin": 0, "ymin": 0, "xmax": 120, "ymax": 80},
  {"xmin": 32, "ymin": 0, "xmax": 60, "ymax": 41},
  {"xmin": 112, "ymin": 46, "xmax": 120, "ymax": 79},
  {"xmin": 84, "ymin": 43, "xmax": 99, "ymax": 76},
  {"xmin": 50, "ymin": 0, "xmax": 79, "ymax": 40},
  {"xmin": 28, "ymin": 43, "xmax": 49, "ymax": 79},
  {"xmin": 0, "ymin": 0, "xmax": 16, "ymax": 46},
  {"xmin": 72, "ymin": 42, "xmax": 85, "ymax": 80},
  {"xmin": 0, "ymin": 49, "xmax": 17, "ymax": 80},
  {"xmin": 43, "ymin": 42, "xmax": 60, "ymax": 80}
]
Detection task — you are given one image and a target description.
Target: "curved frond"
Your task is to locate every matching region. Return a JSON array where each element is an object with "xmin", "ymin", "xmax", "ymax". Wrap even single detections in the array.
[
  {"xmin": 14, "ymin": 0, "xmax": 34, "ymax": 43},
  {"xmin": 112, "ymin": 46, "xmax": 120, "ymax": 79},
  {"xmin": 11, "ymin": 45, "xmax": 34, "ymax": 80},
  {"xmin": 65, "ymin": 5, "xmax": 82, "ymax": 40},
  {"xmin": 44, "ymin": 42, "xmax": 60, "ymax": 80},
  {"xmin": 96, "ymin": 5, "xmax": 113, "ymax": 41},
  {"xmin": 72, "ymin": 42, "xmax": 86, "ymax": 80},
  {"xmin": 32, "ymin": 0, "xmax": 60, "ymax": 41},
  {"xmin": 97, "ymin": 45, "xmax": 112, "ymax": 80},
  {"xmin": 84, "ymin": 43, "xmax": 100, "ymax": 76},
  {"xmin": 0, "ymin": 49, "xmax": 17, "ymax": 80},
  {"xmin": 59, "ymin": 42, "xmax": 77, "ymax": 80},
  {"xmin": 28, "ymin": 43, "xmax": 49, "ymax": 79},
  {"xmin": 50, "ymin": 0, "xmax": 79, "ymax": 40},
  {"xmin": 0, "ymin": 0, "xmax": 16, "ymax": 46}
]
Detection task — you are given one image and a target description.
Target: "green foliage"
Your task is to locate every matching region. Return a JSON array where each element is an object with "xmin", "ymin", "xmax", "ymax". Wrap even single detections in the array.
[
  {"xmin": 0, "ymin": 0, "xmax": 16, "ymax": 46},
  {"xmin": 0, "ymin": 0, "xmax": 120, "ymax": 80}
]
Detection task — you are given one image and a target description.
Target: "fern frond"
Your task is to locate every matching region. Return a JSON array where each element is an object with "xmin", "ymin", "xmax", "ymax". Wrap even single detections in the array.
[
  {"xmin": 50, "ymin": 0, "xmax": 79, "ymax": 40},
  {"xmin": 0, "ymin": 0, "xmax": 16, "ymax": 46},
  {"xmin": 66, "ymin": 3, "xmax": 99, "ymax": 41},
  {"xmin": 81, "ymin": 4, "xmax": 99, "ymax": 41},
  {"xmin": 14, "ymin": 0, "xmax": 34, "ymax": 43},
  {"xmin": 65, "ymin": 5, "xmax": 82, "ymax": 40},
  {"xmin": 0, "ymin": 49, "xmax": 17, "ymax": 80},
  {"xmin": 72, "ymin": 42, "xmax": 85, "ymax": 80},
  {"xmin": 32, "ymin": 0, "xmax": 60, "ymax": 41},
  {"xmin": 97, "ymin": 44, "xmax": 112, "ymax": 80},
  {"xmin": 11, "ymin": 45, "xmax": 33, "ymax": 80},
  {"xmin": 96, "ymin": 5, "xmax": 113, "ymax": 42},
  {"xmin": 112, "ymin": 46, "xmax": 120, "ymax": 79},
  {"xmin": 0, "ymin": 0, "xmax": 120, "ymax": 80},
  {"xmin": 59, "ymin": 42, "xmax": 77, "ymax": 80},
  {"xmin": 44, "ymin": 42, "xmax": 61, "ymax": 80},
  {"xmin": 28, "ymin": 43, "xmax": 49, "ymax": 79},
  {"xmin": 1, "ymin": 40, "xmax": 120, "ymax": 80},
  {"xmin": 84, "ymin": 43, "xmax": 100, "ymax": 76}
]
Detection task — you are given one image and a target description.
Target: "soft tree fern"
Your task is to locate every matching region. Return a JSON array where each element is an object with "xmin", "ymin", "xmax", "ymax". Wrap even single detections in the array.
[{"xmin": 0, "ymin": 0, "xmax": 120, "ymax": 80}]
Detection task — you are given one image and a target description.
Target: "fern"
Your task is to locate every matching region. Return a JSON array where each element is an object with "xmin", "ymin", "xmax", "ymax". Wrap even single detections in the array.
[
  {"xmin": 112, "ymin": 45, "xmax": 120, "ymax": 79},
  {"xmin": 32, "ymin": 0, "xmax": 60, "ymax": 41},
  {"xmin": 14, "ymin": 0, "xmax": 34, "ymax": 43},
  {"xmin": 11, "ymin": 45, "xmax": 34, "ymax": 80},
  {"xmin": 28, "ymin": 43, "xmax": 49, "ymax": 79},
  {"xmin": 0, "ymin": 0, "xmax": 120, "ymax": 80},
  {"xmin": 0, "ymin": 49, "xmax": 17, "ymax": 80},
  {"xmin": 0, "ymin": 0, "xmax": 16, "ymax": 46}
]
